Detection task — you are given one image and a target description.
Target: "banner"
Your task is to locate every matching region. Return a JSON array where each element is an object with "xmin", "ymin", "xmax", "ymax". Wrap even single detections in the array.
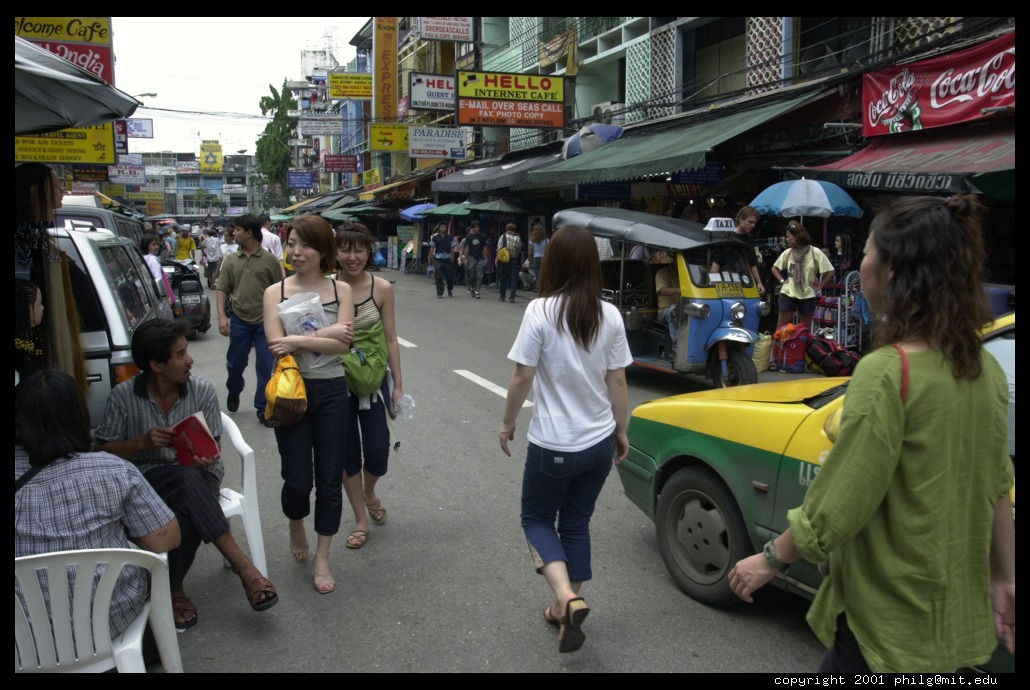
[
  {"xmin": 416, "ymin": 17, "xmax": 473, "ymax": 43},
  {"xmin": 457, "ymin": 71, "xmax": 565, "ymax": 129},
  {"xmin": 373, "ymin": 17, "xmax": 398, "ymax": 122},
  {"xmin": 329, "ymin": 72, "xmax": 373, "ymax": 100},
  {"xmin": 369, "ymin": 124, "xmax": 409, "ymax": 152},
  {"xmin": 324, "ymin": 155, "xmax": 359, "ymax": 173},
  {"xmin": 409, "ymin": 127, "xmax": 466, "ymax": 159},
  {"xmin": 863, "ymin": 32, "xmax": 1015, "ymax": 137},
  {"xmin": 199, "ymin": 141, "xmax": 223, "ymax": 173},
  {"xmin": 108, "ymin": 163, "xmax": 144, "ymax": 184},
  {"xmin": 410, "ymin": 73, "xmax": 455, "ymax": 111}
]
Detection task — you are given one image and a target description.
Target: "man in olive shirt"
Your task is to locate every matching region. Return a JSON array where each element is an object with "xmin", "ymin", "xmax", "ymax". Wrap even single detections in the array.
[{"xmin": 216, "ymin": 213, "xmax": 281, "ymax": 425}]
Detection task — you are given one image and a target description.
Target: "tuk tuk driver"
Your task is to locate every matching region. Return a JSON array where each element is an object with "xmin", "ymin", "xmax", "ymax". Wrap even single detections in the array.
[{"xmin": 655, "ymin": 251, "xmax": 680, "ymax": 350}]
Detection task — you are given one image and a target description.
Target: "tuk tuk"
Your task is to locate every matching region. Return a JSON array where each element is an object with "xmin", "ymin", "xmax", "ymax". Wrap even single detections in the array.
[{"xmin": 552, "ymin": 207, "xmax": 770, "ymax": 387}]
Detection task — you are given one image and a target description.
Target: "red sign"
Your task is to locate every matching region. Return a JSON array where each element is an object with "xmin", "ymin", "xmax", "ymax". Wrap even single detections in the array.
[
  {"xmin": 863, "ymin": 32, "xmax": 1014, "ymax": 137},
  {"xmin": 457, "ymin": 100, "xmax": 565, "ymax": 128},
  {"xmin": 324, "ymin": 155, "xmax": 359, "ymax": 173}
]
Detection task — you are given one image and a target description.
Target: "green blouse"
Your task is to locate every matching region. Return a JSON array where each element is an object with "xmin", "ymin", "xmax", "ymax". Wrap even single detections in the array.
[{"xmin": 789, "ymin": 346, "xmax": 1013, "ymax": 672}]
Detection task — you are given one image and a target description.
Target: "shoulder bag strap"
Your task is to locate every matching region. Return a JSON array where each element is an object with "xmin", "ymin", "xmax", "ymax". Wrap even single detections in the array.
[
  {"xmin": 15, "ymin": 465, "xmax": 43, "ymax": 492},
  {"xmin": 891, "ymin": 343, "xmax": 910, "ymax": 403}
]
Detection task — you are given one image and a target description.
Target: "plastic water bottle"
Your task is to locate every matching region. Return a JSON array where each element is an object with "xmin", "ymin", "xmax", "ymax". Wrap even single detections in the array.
[{"xmin": 394, "ymin": 394, "xmax": 415, "ymax": 421}]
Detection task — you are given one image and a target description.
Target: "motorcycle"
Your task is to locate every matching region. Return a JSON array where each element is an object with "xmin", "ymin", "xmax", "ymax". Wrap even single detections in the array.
[
  {"xmin": 160, "ymin": 258, "xmax": 211, "ymax": 339},
  {"xmin": 552, "ymin": 207, "xmax": 771, "ymax": 388}
]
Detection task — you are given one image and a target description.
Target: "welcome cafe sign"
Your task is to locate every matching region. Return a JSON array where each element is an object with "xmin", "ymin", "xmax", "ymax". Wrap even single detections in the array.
[{"xmin": 863, "ymin": 31, "xmax": 1014, "ymax": 137}]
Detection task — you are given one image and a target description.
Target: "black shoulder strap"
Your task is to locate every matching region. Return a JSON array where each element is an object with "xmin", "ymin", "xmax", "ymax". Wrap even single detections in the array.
[
  {"xmin": 330, "ymin": 277, "xmax": 338, "ymax": 301},
  {"xmin": 15, "ymin": 465, "xmax": 43, "ymax": 492},
  {"xmin": 280, "ymin": 279, "xmax": 286, "ymax": 301}
]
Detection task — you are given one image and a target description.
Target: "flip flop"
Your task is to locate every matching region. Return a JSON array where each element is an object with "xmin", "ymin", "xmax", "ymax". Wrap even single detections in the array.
[
  {"xmin": 242, "ymin": 575, "xmax": 279, "ymax": 612},
  {"xmin": 345, "ymin": 529, "xmax": 369, "ymax": 550},
  {"xmin": 558, "ymin": 597, "xmax": 590, "ymax": 653},
  {"xmin": 172, "ymin": 594, "xmax": 198, "ymax": 630}
]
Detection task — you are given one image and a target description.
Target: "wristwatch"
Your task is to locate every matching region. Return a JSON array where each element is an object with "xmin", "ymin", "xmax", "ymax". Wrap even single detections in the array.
[{"xmin": 763, "ymin": 539, "xmax": 787, "ymax": 571}]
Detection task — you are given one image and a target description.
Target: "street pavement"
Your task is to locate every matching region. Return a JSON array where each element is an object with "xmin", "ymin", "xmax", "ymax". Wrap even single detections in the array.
[{"xmin": 169, "ymin": 268, "xmax": 826, "ymax": 673}]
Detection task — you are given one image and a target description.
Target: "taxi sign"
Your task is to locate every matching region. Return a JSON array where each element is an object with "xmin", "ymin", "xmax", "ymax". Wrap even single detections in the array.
[{"xmin": 704, "ymin": 217, "xmax": 735, "ymax": 231}]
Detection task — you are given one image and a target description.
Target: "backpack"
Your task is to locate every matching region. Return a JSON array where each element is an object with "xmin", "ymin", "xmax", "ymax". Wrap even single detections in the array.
[
  {"xmin": 496, "ymin": 246, "xmax": 511, "ymax": 263},
  {"xmin": 807, "ymin": 334, "xmax": 861, "ymax": 376},
  {"xmin": 341, "ymin": 319, "xmax": 389, "ymax": 397},
  {"xmin": 265, "ymin": 355, "xmax": 307, "ymax": 427},
  {"xmin": 773, "ymin": 323, "xmax": 811, "ymax": 374}
]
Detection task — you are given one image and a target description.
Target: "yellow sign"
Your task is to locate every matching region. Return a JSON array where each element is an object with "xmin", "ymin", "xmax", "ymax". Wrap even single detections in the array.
[
  {"xmin": 373, "ymin": 17, "xmax": 398, "ymax": 121},
  {"xmin": 329, "ymin": 73, "xmax": 373, "ymax": 100},
  {"xmin": 127, "ymin": 192, "xmax": 165, "ymax": 200},
  {"xmin": 105, "ymin": 184, "xmax": 126, "ymax": 195},
  {"xmin": 364, "ymin": 168, "xmax": 382, "ymax": 188},
  {"xmin": 146, "ymin": 200, "xmax": 165, "ymax": 215},
  {"xmin": 199, "ymin": 141, "xmax": 223, "ymax": 173},
  {"xmin": 457, "ymin": 71, "xmax": 564, "ymax": 101},
  {"xmin": 369, "ymin": 124, "xmax": 409, "ymax": 152},
  {"xmin": 14, "ymin": 124, "xmax": 117, "ymax": 164},
  {"xmin": 14, "ymin": 16, "xmax": 112, "ymax": 45}
]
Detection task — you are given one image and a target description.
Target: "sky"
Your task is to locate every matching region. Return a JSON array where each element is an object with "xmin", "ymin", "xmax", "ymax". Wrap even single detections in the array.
[{"xmin": 111, "ymin": 17, "xmax": 370, "ymax": 155}]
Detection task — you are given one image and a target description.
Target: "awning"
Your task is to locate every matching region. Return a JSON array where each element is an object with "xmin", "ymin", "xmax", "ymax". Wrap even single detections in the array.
[
  {"xmin": 282, "ymin": 195, "xmax": 327, "ymax": 213},
  {"xmin": 528, "ymin": 92, "xmax": 823, "ymax": 185},
  {"xmin": 783, "ymin": 126, "xmax": 1014, "ymax": 195},
  {"xmin": 431, "ymin": 151, "xmax": 563, "ymax": 193},
  {"xmin": 295, "ymin": 191, "xmax": 354, "ymax": 212}
]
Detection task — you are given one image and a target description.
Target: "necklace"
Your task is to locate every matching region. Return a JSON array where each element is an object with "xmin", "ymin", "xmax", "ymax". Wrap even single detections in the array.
[{"xmin": 15, "ymin": 336, "xmax": 43, "ymax": 357}]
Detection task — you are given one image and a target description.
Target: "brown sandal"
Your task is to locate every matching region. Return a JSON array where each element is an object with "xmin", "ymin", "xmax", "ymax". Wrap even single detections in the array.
[
  {"xmin": 365, "ymin": 498, "xmax": 387, "ymax": 526},
  {"xmin": 172, "ymin": 594, "xmax": 198, "ymax": 630},
  {"xmin": 242, "ymin": 575, "xmax": 279, "ymax": 611}
]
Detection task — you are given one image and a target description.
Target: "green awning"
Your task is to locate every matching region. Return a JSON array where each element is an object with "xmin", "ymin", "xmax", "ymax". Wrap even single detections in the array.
[{"xmin": 528, "ymin": 93, "xmax": 822, "ymax": 185}]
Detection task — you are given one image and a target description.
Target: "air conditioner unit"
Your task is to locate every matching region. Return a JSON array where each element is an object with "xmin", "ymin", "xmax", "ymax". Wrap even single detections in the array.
[{"xmin": 592, "ymin": 101, "xmax": 626, "ymax": 126}]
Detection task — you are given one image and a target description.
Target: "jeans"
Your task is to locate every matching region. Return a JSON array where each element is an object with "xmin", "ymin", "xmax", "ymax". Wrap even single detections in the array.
[
  {"xmin": 818, "ymin": 614, "xmax": 872, "ymax": 673},
  {"xmin": 276, "ymin": 376, "xmax": 349, "ymax": 536},
  {"xmin": 226, "ymin": 313, "xmax": 273, "ymax": 414},
  {"xmin": 520, "ymin": 434, "xmax": 615, "ymax": 582},
  {"xmin": 498, "ymin": 261, "xmax": 519, "ymax": 300},
  {"xmin": 466, "ymin": 258, "xmax": 484, "ymax": 293},
  {"xmin": 658, "ymin": 305, "xmax": 679, "ymax": 345},
  {"xmin": 344, "ymin": 383, "xmax": 391, "ymax": 478},
  {"xmin": 434, "ymin": 258, "xmax": 455, "ymax": 295}
]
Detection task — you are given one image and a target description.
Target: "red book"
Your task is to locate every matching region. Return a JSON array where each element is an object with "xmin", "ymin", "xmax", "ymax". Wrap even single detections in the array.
[{"xmin": 172, "ymin": 412, "xmax": 218, "ymax": 466}]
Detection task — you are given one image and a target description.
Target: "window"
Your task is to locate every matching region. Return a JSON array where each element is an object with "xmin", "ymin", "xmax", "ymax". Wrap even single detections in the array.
[
  {"xmin": 98, "ymin": 244, "xmax": 155, "ymax": 331},
  {"xmin": 693, "ymin": 17, "xmax": 746, "ymax": 101},
  {"xmin": 796, "ymin": 17, "xmax": 873, "ymax": 78}
]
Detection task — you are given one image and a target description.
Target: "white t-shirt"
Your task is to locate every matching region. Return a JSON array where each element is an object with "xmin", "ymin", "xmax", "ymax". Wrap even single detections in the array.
[
  {"xmin": 220, "ymin": 242, "xmax": 240, "ymax": 259},
  {"xmin": 508, "ymin": 296, "xmax": 632, "ymax": 451},
  {"xmin": 261, "ymin": 228, "xmax": 284, "ymax": 262}
]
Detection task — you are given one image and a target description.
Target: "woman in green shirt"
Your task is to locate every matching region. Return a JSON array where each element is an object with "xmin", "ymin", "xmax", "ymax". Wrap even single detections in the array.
[{"xmin": 729, "ymin": 195, "xmax": 1015, "ymax": 673}]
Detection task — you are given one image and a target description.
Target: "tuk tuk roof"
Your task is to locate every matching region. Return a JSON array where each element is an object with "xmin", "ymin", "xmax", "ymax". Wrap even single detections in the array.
[{"xmin": 552, "ymin": 207, "xmax": 740, "ymax": 251}]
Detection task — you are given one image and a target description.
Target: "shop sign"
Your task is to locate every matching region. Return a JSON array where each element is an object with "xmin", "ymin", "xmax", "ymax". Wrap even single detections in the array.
[
  {"xmin": 126, "ymin": 191, "xmax": 164, "ymax": 200},
  {"xmin": 126, "ymin": 118, "xmax": 154, "ymax": 138},
  {"xmin": 73, "ymin": 164, "xmax": 109, "ymax": 182},
  {"xmin": 410, "ymin": 72, "xmax": 455, "ymax": 111},
  {"xmin": 287, "ymin": 170, "xmax": 316, "ymax": 189},
  {"xmin": 409, "ymin": 127, "xmax": 466, "ymax": 159},
  {"xmin": 325, "ymin": 155, "xmax": 359, "ymax": 173},
  {"xmin": 373, "ymin": 17, "xmax": 398, "ymax": 121},
  {"xmin": 146, "ymin": 200, "xmax": 165, "ymax": 215},
  {"xmin": 369, "ymin": 124, "xmax": 410, "ymax": 152},
  {"xmin": 15, "ymin": 124, "xmax": 117, "ymax": 164},
  {"xmin": 70, "ymin": 181, "xmax": 98, "ymax": 194},
  {"xmin": 671, "ymin": 162, "xmax": 724, "ymax": 185},
  {"xmin": 457, "ymin": 71, "xmax": 565, "ymax": 129},
  {"xmin": 109, "ymin": 163, "xmax": 144, "ymax": 184},
  {"xmin": 416, "ymin": 17, "xmax": 473, "ymax": 43},
  {"xmin": 864, "ymin": 32, "xmax": 1015, "ymax": 136},
  {"xmin": 177, "ymin": 160, "xmax": 200, "ymax": 172},
  {"xmin": 576, "ymin": 181, "xmax": 631, "ymax": 200},
  {"xmin": 329, "ymin": 72, "xmax": 373, "ymax": 100},
  {"xmin": 364, "ymin": 168, "xmax": 381, "ymax": 189},
  {"xmin": 298, "ymin": 114, "xmax": 343, "ymax": 136}
]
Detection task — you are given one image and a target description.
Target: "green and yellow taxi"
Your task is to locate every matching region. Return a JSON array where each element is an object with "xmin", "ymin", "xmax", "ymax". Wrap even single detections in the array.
[{"xmin": 618, "ymin": 312, "xmax": 1014, "ymax": 670}]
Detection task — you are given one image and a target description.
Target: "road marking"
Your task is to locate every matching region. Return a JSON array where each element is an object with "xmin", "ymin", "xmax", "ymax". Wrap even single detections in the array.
[
  {"xmin": 454, "ymin": 369, "xmax": 533, "ymax": 407},
  {"xmin": 396, "ymin": 337, "xmax": 417, "ymax": 348}
]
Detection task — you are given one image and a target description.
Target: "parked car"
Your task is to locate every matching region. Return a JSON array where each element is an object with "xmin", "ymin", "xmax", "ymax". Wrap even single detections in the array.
[
  {"xmin": 161, "ymin": 257, "xmax": 211, "ymax": 339},
  {"xmin": 618, "ymin": 312, "xmax": 1014, "ymax": 669},
  {"xmin": 43, "ymin": 225, "xmax": 172, "ymax": 425},
  {"xmin": 56, "ymin": 203, "xmax": 145, "ymax": 246}
]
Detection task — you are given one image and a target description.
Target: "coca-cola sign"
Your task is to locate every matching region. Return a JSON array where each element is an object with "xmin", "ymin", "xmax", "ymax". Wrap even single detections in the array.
[{"xmin": 863, "ymin": 32, "xmax": 1014, "ymax": 137}]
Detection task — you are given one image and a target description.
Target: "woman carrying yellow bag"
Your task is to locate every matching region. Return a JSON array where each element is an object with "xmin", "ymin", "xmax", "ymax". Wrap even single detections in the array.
[{"xmin": 263, "ymin": 215, "xmax": 354, "ymax": 595}]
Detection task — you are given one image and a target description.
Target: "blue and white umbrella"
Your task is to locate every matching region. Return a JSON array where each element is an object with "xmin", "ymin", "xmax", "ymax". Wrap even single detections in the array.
[
  {"xmin": 399, "ymin": 202, "xmax": 437, "ymax": 222},
  {"xmin": 749, "ymin": 178, "xmax": 863, "ymax": 219},
  {"xmin": 561, "ymin": 123, "xmax": 625, "ymax": 160}
]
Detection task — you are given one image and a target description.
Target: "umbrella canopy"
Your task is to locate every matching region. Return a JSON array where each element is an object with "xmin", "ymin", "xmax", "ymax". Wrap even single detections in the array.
[
  {"xmin": 347, "ymin": 205, "xmax": 390, "ymax": 215},
  {"xmin": 270, "ymin": 214, "xmax": 292, "ymax": 222},
  {"xmin": 399, "ymin": 203, "xmax": 437, "ymax": 222},
  {"xmin": 469, "ymin": 199, "xmax": 530, "ymax": 214},
  {"xmin": 424, "ymin": 202, "xmax": 471, "ymax": 216},
  {"xmin": 561, "ymin": 123, "xmax": 625, "ymax": 160},
  {"xmin": 320, "ymin": 209, "xmax": 359, "ymax": 222},
  {"xmin": 15, "ymin": 36, "xmax": 140, "ymax": 136},
  {"xmin": 749, "ymin": 178, "xmax": 864, "ymax": 219}
]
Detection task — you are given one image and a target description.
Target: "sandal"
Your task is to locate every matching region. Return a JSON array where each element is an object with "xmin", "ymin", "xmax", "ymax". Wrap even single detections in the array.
[
  {"xmin": 172, "ymin": 594, "xmax": 198, "ymax": 630},
  {"xmin": 242, "ymin": 575, "xmax": 279, "ymax": 611},
  {"xmin": 558, "ymin": 597, "xmax": 590, "ymax": 653},
  {"xmin": 313, "ymin": 570, "xmax": 335, "ymax": 594},
  {"xmin": 365, "ymin": 498, "xmax": 388, "ymax": 526},
  {"xmin": 768, "ymin": 362, "xmax": 780, "ymax": 372},
  {"xmin": 543, "ymin": 606, "xmax": 560, "ymax": 627},
  {"xmin": 345, "ymin": 529, "xmax": 369, "ymax": 550}
]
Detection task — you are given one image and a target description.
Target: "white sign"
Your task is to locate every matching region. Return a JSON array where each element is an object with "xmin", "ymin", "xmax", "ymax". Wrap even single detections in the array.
[
  {"xmin": 410, "ymin": 73, "xmax": 455, "ymax": 111},
  {"xmin": 108, "ymin": 164, "xmax": 145, "ymax": 184},
  {"xmin": 125, "ymin": 118, "xmax": 154, "ymax": 138},
  {"xmin": 177, "ymin": 160, "xmax": 200, "ymax": 172},
  {"xmin": 298, "ymin": 120, "xmax": 343, "ymax": 136},
  {"xmin": 409, "ymin": 127, "xmax": 467, "ymax": 159},
  {"xmin": 118, "ymin": 153, "xmax": 143, "ymax": 165},
  {"xmin": 416, "ymin": 17, "xmax": 473, "ymax": 42}
]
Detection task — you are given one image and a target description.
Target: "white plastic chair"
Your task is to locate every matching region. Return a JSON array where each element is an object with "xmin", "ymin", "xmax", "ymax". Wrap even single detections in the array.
[
  {"xmin": 15, "ymin": 548, "xmax": 183, "ymax": 673},
  {"xmin": 219, "ymin": 412, "xmax": 267, "ymax": 577}
]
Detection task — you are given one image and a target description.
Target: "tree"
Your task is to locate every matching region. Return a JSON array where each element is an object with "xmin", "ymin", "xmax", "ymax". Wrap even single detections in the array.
[{"xmin": 255, "ymin": 81, "xmax": 298, "ymax": 191}]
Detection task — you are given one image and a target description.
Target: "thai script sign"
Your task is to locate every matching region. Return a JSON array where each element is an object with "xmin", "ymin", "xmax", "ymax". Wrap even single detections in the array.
[
  {"xmin": 416, "ymin": 17, "xmax": 473, "ymax": 42},
  {"xmin": 329, "ymin": 72, "xmax": 373, "ymax": 100},
  {"xmin": 863, "ymin": 32, "xmax": 1015, "ymax": 136},
  {"xmin": 409, "ymin": 127, "xmax": 467, "ymax": 159},
  {"xmin": 457, "ymin": 71, "xmax": 565, "ymax": 129},
  {"xmin": 410, "ymin": 73, "xmax": 455, "ymax": 111}
]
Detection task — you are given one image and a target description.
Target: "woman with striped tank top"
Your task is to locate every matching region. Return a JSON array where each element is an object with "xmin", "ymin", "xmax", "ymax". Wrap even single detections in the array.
[{"xmin": 334, "ymin": 222, "xmax": 404, "ymax": 550}]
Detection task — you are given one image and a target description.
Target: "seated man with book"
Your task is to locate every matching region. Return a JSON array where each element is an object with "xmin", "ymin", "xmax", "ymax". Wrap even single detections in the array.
[{"xmin": 95, "ymin": 318, "xmax": 278, "ymax": 631}]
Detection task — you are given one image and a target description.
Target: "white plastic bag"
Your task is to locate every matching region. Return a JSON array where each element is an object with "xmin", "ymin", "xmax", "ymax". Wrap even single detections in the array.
[{"xmin": 276, "ymin": 291, "xmax": 336, "ymax": 370}]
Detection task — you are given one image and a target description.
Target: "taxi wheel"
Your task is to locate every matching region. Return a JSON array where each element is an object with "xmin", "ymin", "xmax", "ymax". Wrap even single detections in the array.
[
  {"xmin": 655, "ymin": 466, "xmax": 750, "ymax": 606},
  {"xmin": 710, "ymin": 349, "xmax": 758, "ymax": 388}
]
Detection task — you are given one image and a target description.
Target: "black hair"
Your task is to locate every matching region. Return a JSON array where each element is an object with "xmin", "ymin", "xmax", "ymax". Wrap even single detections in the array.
[
  {"xmin": 16, "ymin": 369, "xmax": 93, "ymax": 467},
  {"xmin": 234, "ymin": 213, "xmax": 263, "ymax": 241},
  {"xmin": 131, "ymin": 318, "xmax": 192, "ymax": 374}
]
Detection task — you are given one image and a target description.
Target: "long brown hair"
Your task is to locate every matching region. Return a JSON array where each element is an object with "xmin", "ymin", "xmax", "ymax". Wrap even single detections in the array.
[
  {"xmin": 536, "ymin": 225, "xmax": 603, "ymax": 350},
  {"xmin": 868, "ymin": 194, "xmax": 992, "ymax": 379},
  {"xmin": 286, "ymin": 215, "xmax": 338, "ymax": 274}
]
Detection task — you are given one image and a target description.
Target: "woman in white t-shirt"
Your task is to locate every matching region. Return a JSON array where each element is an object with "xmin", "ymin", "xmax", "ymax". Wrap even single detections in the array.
[{"xmin": 499, "ymin": 225, "xmax": 632, "ymax": 654}]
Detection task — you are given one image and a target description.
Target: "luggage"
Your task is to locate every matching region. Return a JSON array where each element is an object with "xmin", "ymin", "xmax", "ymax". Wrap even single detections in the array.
[
  {"xmin": 807, "ymin": 334, "xmax": 861, "ymax": 376},
  {"xmin": 773, "ymin": 324, "xmax": 811, "ymax": 374}
]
